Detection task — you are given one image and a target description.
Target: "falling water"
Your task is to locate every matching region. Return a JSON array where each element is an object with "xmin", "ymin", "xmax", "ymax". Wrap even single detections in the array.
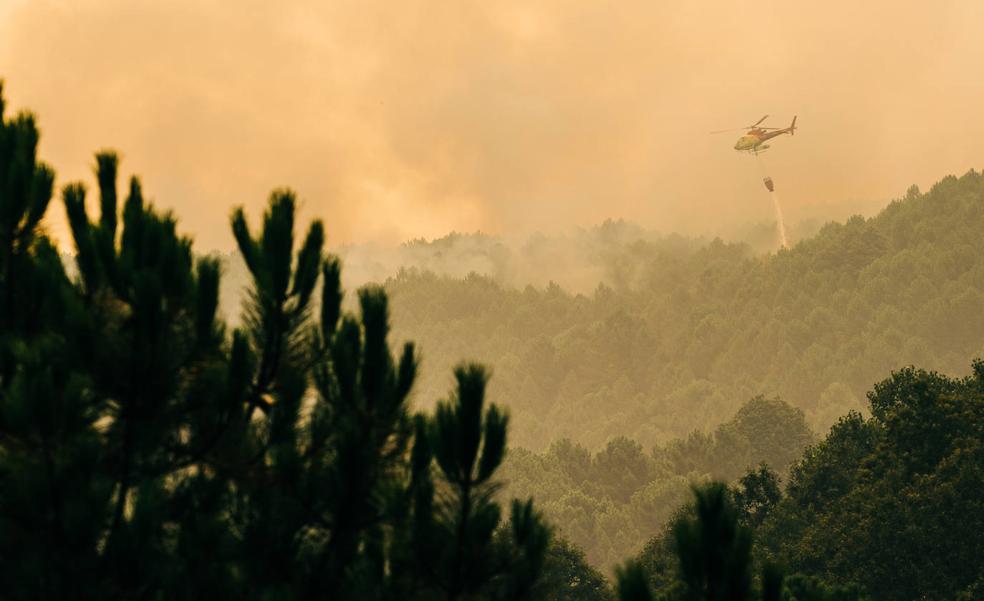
[
  {"xmin": 755, "ymin": 154, "xmax": 789, "ymax": 249},
  {"xmin": 770, "ymin": 190, "xmax": 788, "ymax": 248}
]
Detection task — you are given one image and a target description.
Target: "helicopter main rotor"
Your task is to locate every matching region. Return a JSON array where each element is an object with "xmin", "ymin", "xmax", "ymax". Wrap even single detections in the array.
[{"xmin": 710, "ymin": 115, "xmax": 782, "ymax": 134}]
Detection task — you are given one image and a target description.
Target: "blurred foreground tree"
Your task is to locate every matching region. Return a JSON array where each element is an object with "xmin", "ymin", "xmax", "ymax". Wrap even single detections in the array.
[
  {"xmin": 617, "ymin": 483, "xmax": 753, "ymax": 601},
  {"xmin": 0, "ymin": 82, "xmax": 549, "ymax": 600},
  {"xmin": 623, "ymin": 482, "xmax": 871, "ymax": 601}
]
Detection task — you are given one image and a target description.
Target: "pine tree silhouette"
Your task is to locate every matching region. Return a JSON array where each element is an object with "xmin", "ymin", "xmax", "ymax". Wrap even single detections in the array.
[
  {"xmin": 673, "ymin": 483, "xmax": 752, "ymax": 601},
  {"xmin": 0, "ymin": 81, "xmax": 550, "ymax": 601}
]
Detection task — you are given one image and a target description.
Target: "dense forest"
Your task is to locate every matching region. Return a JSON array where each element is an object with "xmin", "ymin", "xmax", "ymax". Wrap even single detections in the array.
[
  {"xmin": 501, "ymin": 396, "xmax": 815, "ymax": 568},
  {"xmin": 3, "ymin": 83, "xmax": 984, "ymax": 600},
  {"xmin": 214, "ymin": 165, "xmax": 984, "ymax": 456},
  {"xmin": 215, "ymin": 169, "xmax": 984, "ymax": 456},
  {"xmin": 382, "ymin": 173, "xmax": 984, "ymax": 451}
]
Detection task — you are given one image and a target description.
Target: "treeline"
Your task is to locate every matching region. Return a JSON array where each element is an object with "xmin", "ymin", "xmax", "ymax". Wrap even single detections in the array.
[
  {"xmin": 212, "ymin": 217, "xmax": 831, "ymax": 339},
  {"xmin": 501, "ymin": 396, "xmax": 814, "ymax": 569},
  {"xmin": 385, "ymin": 172, "xmax": 984, "ymax": 451}
]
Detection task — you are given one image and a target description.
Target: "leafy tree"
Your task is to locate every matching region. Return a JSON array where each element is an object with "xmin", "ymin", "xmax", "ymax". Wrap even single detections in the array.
[
  {"xmin": 593, "ymin": 436, "xmax": 660, "ymax": 503},
  {"xmin": 539, "ymin": 537, "xmax": 614, "ymax": 601},
  {"xmin": 756, "ymin": 363, "xmax": 984, "ymax": 600},
  {"xmin": 731, "ymin": 465, "xmax": 781, "ymax": 529},
  {"xmin": 656, "ymin": 397, "xmax": 813, "ymax": 483}
]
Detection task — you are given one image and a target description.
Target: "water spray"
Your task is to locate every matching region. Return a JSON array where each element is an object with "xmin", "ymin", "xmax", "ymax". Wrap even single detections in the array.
[
  {"xmin": 770, "ymin": 189, "xmax": 789, "ymax": 249},
  {"xmin": 755, "ymin": 154, "xmax": 788, "ymax": 249}
]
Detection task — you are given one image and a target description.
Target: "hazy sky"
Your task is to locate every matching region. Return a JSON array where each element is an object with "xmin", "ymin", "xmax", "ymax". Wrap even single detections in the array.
[{"xmin": 2, "ymin": 0, "xmax": 983, "ymax": 251}]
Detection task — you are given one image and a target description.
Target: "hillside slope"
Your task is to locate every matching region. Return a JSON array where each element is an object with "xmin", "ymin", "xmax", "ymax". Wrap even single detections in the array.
[{"xmin": 386, "ymin": 171, "xmax": 984, "ymax": 450}]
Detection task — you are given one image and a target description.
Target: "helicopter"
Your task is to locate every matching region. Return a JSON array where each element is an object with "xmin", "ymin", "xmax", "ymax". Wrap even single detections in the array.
[{"xmin": 712, "ymin": 115, "xmax": 797, "ymax": 154}]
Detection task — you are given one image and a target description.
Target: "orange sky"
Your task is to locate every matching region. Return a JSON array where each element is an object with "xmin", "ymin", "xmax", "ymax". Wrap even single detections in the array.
[{"xmin": 2, "ymin": 0, "xmax": 984, "ymax": 251}]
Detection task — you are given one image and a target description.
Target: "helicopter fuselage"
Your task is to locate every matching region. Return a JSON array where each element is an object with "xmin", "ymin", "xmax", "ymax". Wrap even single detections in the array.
[
  {"xmin": 734, "ymin": 135, "xmax": 761, "ymax": 151},
  {"xmin": 734, "ymin": 123, "xmax": 795, "ymax": 153},
  {"xmin": 734, "ymin": 128, "xmax": 792, "ymax": 152}
]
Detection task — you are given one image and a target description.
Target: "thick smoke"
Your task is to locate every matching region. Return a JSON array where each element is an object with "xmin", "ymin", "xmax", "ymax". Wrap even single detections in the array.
[
  {"xmin": 214, "ymin": 219, "xmax": 705, "ymax": 323},
  {"xmin": 211, "ymin": 210, "xmax": 862, "ymax": 326},
  {"xmin": 3, "ymin": 1, "xmax": 984, "ymax": 252}
]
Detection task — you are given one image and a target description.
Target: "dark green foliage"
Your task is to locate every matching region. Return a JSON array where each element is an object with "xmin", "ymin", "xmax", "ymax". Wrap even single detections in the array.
[
  {"xmin": 539, "ymin": 537, "xmax": 614, "ymax": 601},
  {"xmin": 732, "ymin": 465, "xmax": 781, "ymax": 528},
  {"xmin": 672, "ymin": 483, "xmax": 752, "ymax": 601},
  {"xmin": 616, "ymin": 561, "xmax": 654, "ymax": 601},
  {"xmin": 501, "ymin": 499, "xmax": 555, "ymax": 600},
  {"xmin": 630, "ymin": 485, "xmax": 784, "ymax": 601},
  {"xmin": 629, "ymin": 357, "xmax": 984, "ymax": 600},
  {"xmin": 631, "ymin": 360, "xmax": 984, "ymax": 601},
  {"xmin": 0, "ymin": 85, "xmax": 551, "ymax": 601},
  {"xmin": 756, "ymin": 362, "xmax": 984, "ymax": 600},
  {"xmin": 0, "ymin": 79, "xmax": 56, "ymax": 338},
  {"xmin": 636, "ymin": 511, "xmax": 690, "ymax": 601},
  {"xmin": 781, "ymin": 575, "xmax": 869, "ymax": 601},
  {"xmin": 759, "ymin": 564, "xmax": 783, "ymax": 601},
  {"xmin": 393, "ymin": 364, "xmax": 555, "ymax": 600}
]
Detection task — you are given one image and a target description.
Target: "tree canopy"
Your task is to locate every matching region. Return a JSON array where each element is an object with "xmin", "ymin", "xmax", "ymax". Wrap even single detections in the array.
[{"xmin": 377, "ymin": 172, "xmax": 984, "ymax": 451}]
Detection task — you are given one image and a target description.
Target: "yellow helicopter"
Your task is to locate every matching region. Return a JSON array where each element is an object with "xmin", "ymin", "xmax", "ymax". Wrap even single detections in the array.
[{"xmin": 712, "ymin": 115, "xmax": 797, "ymax": 154}]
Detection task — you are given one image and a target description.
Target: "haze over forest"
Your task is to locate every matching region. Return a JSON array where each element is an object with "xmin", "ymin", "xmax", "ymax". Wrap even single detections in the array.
[{"xmin": 3, "ymin": 1, "xmax": 984, "ymax": 251}]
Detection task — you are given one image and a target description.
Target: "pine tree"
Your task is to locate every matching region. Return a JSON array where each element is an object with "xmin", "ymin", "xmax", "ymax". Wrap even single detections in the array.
[
  {"xmin": 389, "ymin": 364, "xmax": 552, "ymax": 601},
  {"xmin": 0, "ymin": 80, "xmax": 107, "ymax": 600},
  {"xmin": 672, "ymin": 483, "xmax": 752, "ymax": 601},
  {"xmin": 0, "ymin": 82, "xmax": 551, "ymax": 600},
  {"xmin": 616, "ymin": 561, "xmax": 654, "ymax": 601}
]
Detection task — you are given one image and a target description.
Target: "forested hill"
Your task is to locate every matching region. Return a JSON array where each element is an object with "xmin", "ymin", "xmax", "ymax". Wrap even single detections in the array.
[{"xmin": 385, "ymin": 170, "xmax": 984, "ymax": 451}]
